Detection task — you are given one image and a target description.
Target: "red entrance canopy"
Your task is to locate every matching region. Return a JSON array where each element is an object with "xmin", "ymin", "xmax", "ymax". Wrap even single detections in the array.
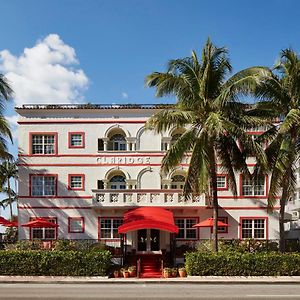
[
  {"xmin": 193, "ymin": 218, "xmax": 229, "ymax": 228},
  {"xmin": 3, "ymin": 221, "xmax": 18, "ymax": 227},
  {"xmin": 22, "ymin": 218, "xmax": 59, "ymax": 228},
  {"xmin": 118, "ymin": 207, "xmax": 179, "ymax": 234},
  {"xmin": 0, "ymin": 217, "xmax": 10, "ymax": 225}
]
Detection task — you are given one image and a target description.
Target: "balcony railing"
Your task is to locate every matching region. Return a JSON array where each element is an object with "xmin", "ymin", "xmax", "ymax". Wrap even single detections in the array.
[{"xmin": 91, "ymin": 189, "xmax": 206, "ymax": 207}]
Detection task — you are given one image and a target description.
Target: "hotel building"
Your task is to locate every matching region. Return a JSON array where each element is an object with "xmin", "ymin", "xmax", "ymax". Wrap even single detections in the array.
[{"xmin": 16, "ymin": 104, "xmax": 282, "ymax": 262}]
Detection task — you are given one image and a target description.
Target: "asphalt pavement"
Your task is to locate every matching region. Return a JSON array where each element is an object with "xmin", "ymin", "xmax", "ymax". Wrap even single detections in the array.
[{"xmin": 0, "ymin": 283, "xmax": 300, "ymax": 299}]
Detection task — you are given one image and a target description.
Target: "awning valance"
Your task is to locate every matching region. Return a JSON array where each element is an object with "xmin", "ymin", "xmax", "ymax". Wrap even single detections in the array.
[{"xmin": 118, "ymin": 207, "xmax": 179, "ymax": 234}]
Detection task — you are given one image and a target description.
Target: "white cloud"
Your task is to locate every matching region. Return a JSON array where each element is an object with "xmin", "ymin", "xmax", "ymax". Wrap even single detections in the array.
[
  {"xmin": 0, "ymin": 34, "xmax": 89, "ymax": 106},
  {"xmin": 122, "ymin": 92, "xmax": 128, "ymax": 99}
]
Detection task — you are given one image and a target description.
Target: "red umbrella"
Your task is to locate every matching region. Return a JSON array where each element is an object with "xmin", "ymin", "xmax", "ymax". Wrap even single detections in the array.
[
  {"xmin": 193, "ymin": 218, "xmax": 229, "ymax": 228},
  {"xmin": 0, "ymin": 216, "xmax": 10, "ymax": 225},
  {"xmin": 3, "ymin": 221, "xmax": 18, "ymax": 227},
  {"xmin": 22, "ymin": 218, "xmax": 59, "ymax": 228}
]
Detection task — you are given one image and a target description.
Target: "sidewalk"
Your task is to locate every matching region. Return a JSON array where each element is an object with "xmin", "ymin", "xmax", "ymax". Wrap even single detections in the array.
[{"xmin": 1, "ymin": 276, "xmax": 300, "ymax": 284}]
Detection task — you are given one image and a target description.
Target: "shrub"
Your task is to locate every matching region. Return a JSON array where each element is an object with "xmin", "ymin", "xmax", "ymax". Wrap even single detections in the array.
[
  {"xmin": 6, "ymin": 240, "xmax": 42, "ymax": 251},
  {"xmin": 0, "ymin": 250, "xmax": 112, "ymax": 276},
  {"xmin": 185, "ymin": 251, "xmax": 300, "ymax": 276}
]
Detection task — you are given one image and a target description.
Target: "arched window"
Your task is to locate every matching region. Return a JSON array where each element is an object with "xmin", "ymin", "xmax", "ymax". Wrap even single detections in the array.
[
  {"xmin": 171, "ymin": 175, "xmax": 185, "ymax": 189},
  {"xmin": 171, "ymin": 134, "xmax": 182, "ymax": 146},
  {"xmin": 109, "ymin": 175, "xmax": 126, "ymax": 189},
  {"xmin": 109, "ymin": 134, "xmax": 126, "ymax": 151}
]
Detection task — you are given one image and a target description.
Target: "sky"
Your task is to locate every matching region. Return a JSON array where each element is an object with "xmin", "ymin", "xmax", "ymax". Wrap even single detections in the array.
[{"xmin": 0, "ymin": 0, "xmax": 300, "ymax": 219}]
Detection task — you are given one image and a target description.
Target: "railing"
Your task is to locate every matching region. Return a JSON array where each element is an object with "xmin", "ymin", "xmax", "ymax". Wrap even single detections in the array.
[{"xmin": 92, "ymin": 189, "xmax": 206, "ymax": 207}]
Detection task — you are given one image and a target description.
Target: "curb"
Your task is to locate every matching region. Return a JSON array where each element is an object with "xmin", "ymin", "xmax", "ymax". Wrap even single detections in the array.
[{"xmin": 1, "ymin": 276, "xmax": 300, "ymax": 284}]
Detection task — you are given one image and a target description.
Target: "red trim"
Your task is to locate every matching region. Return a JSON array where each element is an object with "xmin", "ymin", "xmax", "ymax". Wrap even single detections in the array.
[
  {"xmin": 29, "ymin": 216, "xmax": 58, "ymax": 240},
  {"xmin": 239, "ymin": 216, "xmax": 268, "ymax": 240},
  {"xmin": 239, "ymin": 174, "xmax": 269, "ymax": 197},
  {"xmin": 174, "ymin": 217, "xmax": 199, "ymax": 240},
  {"xmin": 206, "ymin": 206, "xmax": 279, "ymax": 210},
  {"xmin": 19, "ymin": 120, "xmax": 147, "ymax": 125},
  {"xmin": 68, "ymin": 174, "xmax": 85, "ymax": 191},
  {"xmin": 29, "ymin": 132, "xmax": 58, "ymax": 156},
  {"xmin": 68, "ymin": 217, "xmax": 85, "ymax": 233},
  {"xmin": 216, "ymin": 174, "xmax": 229, "ymax": 191},
  {"xmin": 18, "ymin": 195, "xmax": 92, "ymax": 199},
  {"xmin": 68, "ymin": 132, "xmax": 85, "ymax": 149},
  {"xmin": 98, "ymin": 216, "xmax": 123, "ymax": 241},
  {"xmin": 19, "ymin": 206, "xmax": 91, "ymax": 209},
  {"xmin": 29, "ymin": 174, "xmax": 58, "ymax": 197}
]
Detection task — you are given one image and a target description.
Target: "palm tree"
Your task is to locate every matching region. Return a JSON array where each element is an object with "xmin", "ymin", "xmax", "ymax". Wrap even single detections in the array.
[
  {"xmin": 0, "ymin": 187, "xmax": 18, "ymax": 220},
  {"xmin": 0, "ymin": 74, "xmax": 13, "ymax": 158},
  {"xmin": 0, "ymin": 159, "xmax": 18, "ymax": 220},
  {"xmin": 252, "ymin": 49, "xmax": 300, "ymax": 252},
  {"xmin": 145, "ymin": 39, "xmax": 268, "ymax": 251}
]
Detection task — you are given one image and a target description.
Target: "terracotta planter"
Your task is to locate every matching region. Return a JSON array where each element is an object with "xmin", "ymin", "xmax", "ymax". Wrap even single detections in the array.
[
  {"xmin": 113, "ymin": 271, "xmax": 119, "ymax": 278},
  {"xmin": 129, "ymin": 270, "xmax": 136, "ymax": 277},
  {"xmin": 163, "ymin": 270, "xmax": 171, "ymax": 278},
  {"xmin": 179, "ymin": 270, "xmax": 187, "ymax": 277},
  {"xmin": 123, "ymin": 271, "xmax": 129, "ymax": 278},
  {"xmin": 171, "ymin": 270, "xmax": 178, "ymax": 277}
]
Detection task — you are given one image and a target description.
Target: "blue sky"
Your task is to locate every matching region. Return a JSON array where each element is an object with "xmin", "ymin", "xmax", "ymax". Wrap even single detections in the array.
[{"xmin": 0, "ymin": 0, "xmax": 300, "ymax": 219}]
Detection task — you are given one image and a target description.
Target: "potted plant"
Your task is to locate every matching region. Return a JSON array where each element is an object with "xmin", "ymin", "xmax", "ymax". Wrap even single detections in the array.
[
  {"xmin": 171, "ymin": 268, "xmax": 178, "ymax": 277},
  {"xmin": 123, "ymin": 269, "xmax": 129, "ymax": 278},
  {"xmin": 163, "ymin": 267, "xmax": 172, "ymax": 278},
  {"xmin": 178, "ymin": 267, "xmax": 187, "ymax": 277},
  {"xmin": 128, "ymin": 265, "xmax": 136, "ymax": 277}
]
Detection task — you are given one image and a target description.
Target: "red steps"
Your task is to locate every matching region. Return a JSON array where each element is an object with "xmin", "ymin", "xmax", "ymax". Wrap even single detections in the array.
[{"xmin": 140, "ymin": 255, "xmax": 162, "ymax": 278}]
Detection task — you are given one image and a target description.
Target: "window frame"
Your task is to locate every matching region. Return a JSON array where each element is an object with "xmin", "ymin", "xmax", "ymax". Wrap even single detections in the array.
[
  {"xmin": 68, "ymin": 217, "xmax": 85, "ymax": 233},
  {"xmin": 68, "ymin": 174, "xmax": 85, "ymax": 191},
  {"xmin": 174, "ymin": 217, "xmax": 199, "ymax": 240},
  {"xmin": 240, "ymin": 174, "xmax": 268, "ymax": 197},
  {"xmin": 30, "ymin": 217, "xmax": 57, "ymax": 240},
  {"xmin": 68, "ymin": 132, "xmax": 85, "ymax": 149},
  {"xmin": 29, "ymin": 174, "xmax": 58, "ymax": 197},
  {"xmin": 98, "ymin": 217, "xmax": 123, "ymax": 240},
  {"xmin": 29, "ymin": 132, "xmax": 58, "ymax": 156},
  {"xmin": 216, "ymin": 174, "xmax": 228, "ymax": 191},
  {"xmin": 239, "ymin": 217, "xmax": 268, "ymax": 240}
]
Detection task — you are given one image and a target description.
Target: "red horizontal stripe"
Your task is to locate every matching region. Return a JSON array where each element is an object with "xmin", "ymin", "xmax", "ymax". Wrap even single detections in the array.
[
  {"xmin": 18, "ymin": 196, "xmax": 92, "ymax": 199},
  {"xmin": 18, "ymin": 120, "xmax": 147, "ymax": 125},
  {"xmin": 18, "ymin": 206, "xmax": 92, "ymax": 210}
]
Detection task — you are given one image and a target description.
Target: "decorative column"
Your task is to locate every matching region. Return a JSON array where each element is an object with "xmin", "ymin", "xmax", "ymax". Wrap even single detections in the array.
[
  {"xmin": 161, "ymin": 137, "xmax": 172, "ymax": 151},
  {"xmin": 126, "ymin": 137, "xmax": 137, "ymax": 152},
  {"xmin": 103, "ymin": 179, "xmax": 109, "ymax": 189},
  {"xmin": 102, "ymin": 138, "xmax": 109, "ymax": 151},
  {"xmin": 161, "ymin": 179, "xmax": 172, "ymax": 189}
]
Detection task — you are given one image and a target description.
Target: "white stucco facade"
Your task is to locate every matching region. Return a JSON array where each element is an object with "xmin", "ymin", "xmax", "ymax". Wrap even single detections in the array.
[{"xmin": 16, "ymin": 104, "xmax": 281, "ymax": 253}]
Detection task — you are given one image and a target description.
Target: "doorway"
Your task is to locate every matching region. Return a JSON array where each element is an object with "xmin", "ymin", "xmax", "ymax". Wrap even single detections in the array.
[{"xmin": 137, "ymin": 229, "xmax": 160, "ymax": 252}]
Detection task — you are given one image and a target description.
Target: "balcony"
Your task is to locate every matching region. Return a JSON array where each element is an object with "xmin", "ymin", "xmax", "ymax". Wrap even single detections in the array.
[{"xmin": 91, "ymin": 189, "xmax": 206, "ymax": 208}]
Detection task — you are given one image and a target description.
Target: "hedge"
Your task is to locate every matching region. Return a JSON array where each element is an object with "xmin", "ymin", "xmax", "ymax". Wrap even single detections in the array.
[
  {"xmin": 185, "ymin": 252, "xmax": 300, "ymax": 276},
  {"xmin": 0, "ymin": 250, "xmax": 112, "ymax": 276}
]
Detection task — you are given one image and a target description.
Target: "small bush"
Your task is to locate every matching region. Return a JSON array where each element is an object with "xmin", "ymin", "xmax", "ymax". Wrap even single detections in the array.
[
  {"xmin": 185, "ymin": 251, "xmax": 300, "ymax": 276},
  {"xmin": 0, "ymin": 250, "xmax": 112, "ymax": 276}
]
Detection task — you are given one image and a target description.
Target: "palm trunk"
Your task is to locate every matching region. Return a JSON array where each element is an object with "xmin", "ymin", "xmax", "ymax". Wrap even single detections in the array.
[
  {"xmin": 210, "ymin": 158, "xmax": 219, "ymax": 252},
  {"xmin": 279, "ymin": 165, "xmax": 292, "ymax": 252},
  {"xmin": 8, "ymin": 178, "xmax": 12, "ymax": 221}
]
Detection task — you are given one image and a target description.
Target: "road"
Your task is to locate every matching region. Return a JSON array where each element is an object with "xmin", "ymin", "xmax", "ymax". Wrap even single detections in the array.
[{"xmin": 0, "ymin": 283, "xmax": 300, "ymax": 299}]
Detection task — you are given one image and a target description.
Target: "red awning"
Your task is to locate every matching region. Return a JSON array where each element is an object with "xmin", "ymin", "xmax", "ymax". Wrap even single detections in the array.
[{"xmin": 118, "ymin": 207, "xmax": 179, "ymax": 234}]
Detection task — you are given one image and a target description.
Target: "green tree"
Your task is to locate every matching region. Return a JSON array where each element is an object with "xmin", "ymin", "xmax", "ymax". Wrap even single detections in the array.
[
  {"xmin": 253, "ymin": 49, "xmax": 300, "ymax": 252},
  {"xmin": 0, "ymin": 74, "xmax": 13, "ymax": 159},
  {"xmin": 0, "ymin": 159, "xmax": 18, "ymax": 220},
  {"xmin": 145, "ymin": 39, "xmax": 267, "ymax": 251}
]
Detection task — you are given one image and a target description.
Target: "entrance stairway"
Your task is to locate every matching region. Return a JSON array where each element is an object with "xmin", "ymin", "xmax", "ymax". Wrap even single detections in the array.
[{"xmin": 140, "ymin": 255, "xmax": 162, "ymax": 278}]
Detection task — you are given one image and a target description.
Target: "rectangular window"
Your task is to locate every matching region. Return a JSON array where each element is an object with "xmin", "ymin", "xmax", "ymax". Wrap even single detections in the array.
[
  {"xmin": 100, "ymin": 218, "xmax": 123, "ymax": 239},
  {"xmin": 69, "ymin": 132, "xmax": 85, "ymax": 148},
  {"xmin": 241, "ymin": 218, "xmax": 266, "ymax": 239},
  {"xmin": 217, "ymin": 217, "xmax": 228, "ymax": 233},
  {"xmin": 242, "ymin": 175, "xmax": 265, "ymax": 196},
  {"xmin": 31, "ymin": 175, "xmax": 57, "ymax": 196},
  {"xmin": 31, "ymin": 134, "xmax": 56, "ymax": 155},
  {"xmin": 69, "ymin": 217, "xmax": 84, "ymax": 233},
  {"xmin": 68, "ymin": 174, "xmax": 84, "ymax": 190},
  {"xmin": 175, "ymin": 218, "xmax": 197, "ymax": 239},
  {"xmin": 31, "ymin": 218, "xmax": 57, "ymax": 240},
  {"xmin": 217, "ymin": 175, "xmax": 227, "ymax": 190}
]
